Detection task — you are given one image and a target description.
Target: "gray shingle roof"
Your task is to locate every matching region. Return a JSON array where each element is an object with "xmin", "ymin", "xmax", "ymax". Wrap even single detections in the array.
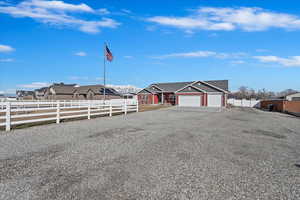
[
  {"xmin": 52, "ymin": 85, "xmax": 75, "ymax": 94},
  {"xmin": 74, "ymin": 85, "xmax": 104, "ymax": 94},
  {"xmin": 204, "ymin": 80, "xmax": 228, "ymax": 91},
  {"xmin": 152, "ymin": 82, "xmax": 193, "ymax": 92},
  {"xmin": 140, "ymin": 80, "xmax": 229, "ymax": 93}
]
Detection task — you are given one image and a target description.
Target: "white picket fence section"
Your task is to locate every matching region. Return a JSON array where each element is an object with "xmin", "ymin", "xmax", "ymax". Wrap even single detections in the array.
[
  {"xmin": 228, "ymin": 98, "xmax": 260, "ymax": 108},
  {"xmin": 0, "ymin": 99, "xmax": 138, "ymax": 131}
]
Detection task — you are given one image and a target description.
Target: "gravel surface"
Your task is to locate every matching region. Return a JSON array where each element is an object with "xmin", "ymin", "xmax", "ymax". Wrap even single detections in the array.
[{"xmin": 0, "ymin": 107, "xmax": 299, "ymax": 200}]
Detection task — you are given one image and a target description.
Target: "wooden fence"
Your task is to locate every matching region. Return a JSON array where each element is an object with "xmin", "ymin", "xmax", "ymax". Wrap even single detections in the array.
[{"xmin": 0, "ymin": 100, "xmax": 138, "ymax": 131}]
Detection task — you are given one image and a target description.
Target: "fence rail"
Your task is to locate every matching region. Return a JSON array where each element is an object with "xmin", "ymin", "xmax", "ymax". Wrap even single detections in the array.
[
  {"xmin": 0, "ymin": 100, "xmax": 138, "ymax": 131},
  {"xmin": 227, "ymin": 98, "xmax": 260, "ymax": 108}
]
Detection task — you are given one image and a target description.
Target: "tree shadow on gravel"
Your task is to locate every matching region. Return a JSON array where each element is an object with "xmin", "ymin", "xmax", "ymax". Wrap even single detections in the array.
[
  {"xmin": 87, "ymin": 127, "xmax": 144, "ymax": 139},
  {"xmin": 242, "ymin": 129, "xmax": 286, "ymax": 139}
]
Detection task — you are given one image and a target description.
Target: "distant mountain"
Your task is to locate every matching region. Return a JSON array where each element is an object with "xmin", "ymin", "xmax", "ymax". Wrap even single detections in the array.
[{"xmin": 107, "ymin": 84, "xmax": 141, "ymax": 94}]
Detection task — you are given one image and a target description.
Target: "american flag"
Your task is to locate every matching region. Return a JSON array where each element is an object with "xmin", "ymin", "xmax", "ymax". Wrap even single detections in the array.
[{"xmin": 105, "ymin": 45, "xmax": 113, "ymax": 62}]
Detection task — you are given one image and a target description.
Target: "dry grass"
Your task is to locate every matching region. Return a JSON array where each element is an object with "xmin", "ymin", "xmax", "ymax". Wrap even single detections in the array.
[
  {"xmin": 138, "ymin": 104, "xmax": 171, "ymax": 112},
  {"xmin": 0, "ymin": 104, "xmax": 169, "ymax": 131}
]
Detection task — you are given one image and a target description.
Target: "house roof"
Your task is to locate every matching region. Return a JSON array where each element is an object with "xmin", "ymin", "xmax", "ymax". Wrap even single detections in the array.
[
  {"xmin": 140, "ymin": 80, "xmax": 229, "ymax": 93},
  {"xmin": 35, "ymin": 87, "xmax": 48, "ymax": 93},
  {"xmin": 51, "ymin": 85, "xmax": 75, "ymax": 94},
  {"xmin": 16, "ymin": 90, "xmax": 35, "ymax": 97},
  {"xmin": 74, "ymin": 85, "xmax": 104, "ymax": 94},
  {"xmin": 74, "ymin": 85, "xmax": 120, "ymax": 96},
  {"xmin": 205, "ymin": 80, "xmax": 228, "ymax": 91},
  {"xmin": 152, "ymin": 81, "xmax": 192, "ymax": 92}
]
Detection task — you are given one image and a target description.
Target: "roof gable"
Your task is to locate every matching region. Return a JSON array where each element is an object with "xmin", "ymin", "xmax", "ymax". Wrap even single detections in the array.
[
  {"xmin": 138, "ymin": 89, "xmax": 152, "ymax": 94},
  {"xmin": 141, "ymin": 80, "xmax": 229, "ymax": 93},
  {"xmin": 177, "ymin": 85, "xmax": 204, "ymax": 93},
  {"xmin": 204, "ymin": 80, "xmax": 228, "ymax": 91},
  {"xmin": 153, "ymin": 82, "xmax": 193, "ymax": 92},
  {"xmin": 192, "ymin": 82, "xmax": 222, "ymax": 92}
]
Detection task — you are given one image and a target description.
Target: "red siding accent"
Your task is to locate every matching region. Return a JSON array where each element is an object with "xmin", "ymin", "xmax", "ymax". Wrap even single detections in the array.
[{"xmin": 154, "ymin": 94, "xmax": 159, "ymax": 104}]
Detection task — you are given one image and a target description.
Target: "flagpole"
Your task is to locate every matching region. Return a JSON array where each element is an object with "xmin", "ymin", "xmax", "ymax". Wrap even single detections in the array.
[{"xmin": 103, "ymin": 42, "xmax": 106, "ymax": 102}]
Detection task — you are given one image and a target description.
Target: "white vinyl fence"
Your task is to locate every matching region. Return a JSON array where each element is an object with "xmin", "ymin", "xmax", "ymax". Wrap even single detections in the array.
[
  {"xmin": 0, "ymin": 99, "xmax": 138, "ymax": 131},
  {"xmin": 228, "ymin": 98, "xmax": 260, "ymax": 108}
]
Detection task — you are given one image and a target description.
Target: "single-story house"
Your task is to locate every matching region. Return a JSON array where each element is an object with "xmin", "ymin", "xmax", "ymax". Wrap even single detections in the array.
[
  {"xmin": 45, "ymin": 83, "xmax": 77, "ymax": 100},
  {"xmin": 138, "ymin": 80, "xmax": 229, "ymax": 107},
  {"xmin": 73, "ymin": 85, "xmax": 121, "ymax": 100},
  {"xmin": 34, "ymin": 87, "xmax": 48, "ymax": 100},
  {"xmin": 16, "ymin": 90, "xmax": 36, "ymax": 100}
]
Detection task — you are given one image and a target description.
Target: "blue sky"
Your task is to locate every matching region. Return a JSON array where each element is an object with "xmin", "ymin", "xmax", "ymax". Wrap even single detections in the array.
[{"xmin": 1, "ymin": 0, "xmax": 300, "ymax": 94}]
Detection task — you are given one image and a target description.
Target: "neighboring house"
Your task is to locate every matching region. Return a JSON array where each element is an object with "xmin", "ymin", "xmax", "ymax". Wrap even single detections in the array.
[
  {"xmin": 120, "ymin": 93, "xmax": 137, "ymax": 99},
  {"xmin": 45, "ymin": 83, "xmax": 77, "ymax": 100},
  {"xmin": 278, "ymin": 92, "xmax": 300, "ymax": 101},
  {"xmin": 138, "ymin": 80, "xmax": 229, "ymax": 107},
  {"xmin": 73, "ymin": 85, "xmax": 121, "ymax": 100},
  {"xmin": 34, "ymin": 87, "xmax": 48, "ymax": 100},
  {"xmin": 16, "ymin": 90, "xmax": 35, "ymax": 100}
]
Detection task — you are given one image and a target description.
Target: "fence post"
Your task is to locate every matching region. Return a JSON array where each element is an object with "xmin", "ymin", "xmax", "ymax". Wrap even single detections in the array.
[
  {"xmin": 5, "ymin": 102, "xmax": 11, "ymax": 131},
  {"xmin": 109, "ymin": 102, "xmax": 112, "ymax": 117},
  {"xmin": 124, "ymin": 100, "xmax": 127, "ymax": 115},
  {"xmin": 56, "ymin": 101, "xmax": 60, "ymax": 124},
  {"xmin": 88, "ymin": 101, "xmax": 91, "ymax": 119},
  {"xmin": 136, "ymin": 100, "xmax": 139, "ymax": 112}
]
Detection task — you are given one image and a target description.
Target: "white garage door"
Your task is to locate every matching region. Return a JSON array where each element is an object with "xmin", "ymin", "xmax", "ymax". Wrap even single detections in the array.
[
  {"xmin": 208, "ymin": 94, "xmax": 222, "ymax": 107},
  {"xmin": 178, "ymin": 95, "xmax": 201, "ymax": 107}
]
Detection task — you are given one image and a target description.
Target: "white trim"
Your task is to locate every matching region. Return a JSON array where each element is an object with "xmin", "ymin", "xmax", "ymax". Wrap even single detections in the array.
[
  {"xmin": 137, "ymin": 88, "xmax": 154, "ymax": 94},
  {"xmin": 174, "ymin": 81, "xmax": 197, "ymax": 93},
  {"xmin": 175, "ymin": 84, "xmax": 206, "ymax": 93},
  {"xmin": 150, "ymin": 84, "xmax": 163, "ymax": 91}
]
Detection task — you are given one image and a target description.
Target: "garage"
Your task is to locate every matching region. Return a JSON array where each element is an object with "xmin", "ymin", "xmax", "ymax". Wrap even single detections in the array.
[
  {"xmin": 178, "ymin": 95, "xmax": 201, "ymax": 107},
  {"xmin": 207, "ymin": 94, "xmax": 222, "ymax": 107}
]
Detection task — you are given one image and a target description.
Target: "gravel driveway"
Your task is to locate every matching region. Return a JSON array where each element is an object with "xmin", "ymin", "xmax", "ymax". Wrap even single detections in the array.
[{"xmin": 0, "ymin": 107, "xmax": 299, "ymax": 200}]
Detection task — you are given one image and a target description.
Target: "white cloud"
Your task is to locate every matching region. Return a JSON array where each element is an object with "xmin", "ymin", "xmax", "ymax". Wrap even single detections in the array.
[
  {"xmin": 153, "ymin": 50, "xmax": 247, "ymax": 59},
  {"xmin": 68, "ymin": 76, "xmax": 88, "ymax": 80},
  {"xmin": 0, "ymin": 58, "xmax": 14, "ymax": 62},
  {"xmin": 230, "ymin": 60, "xmax": 245, "ymax": 64},
  {"xmin": 95, "ymin": 77, "xmax": 104, "ymax": 81},
  {"xmin": 18, "ymin": 82, "xmax": 50, "ymax": 88},
  {"xmin": 121, "ymin": 9, "xmax": 131, "ymax": 14},
  {"xmin": 97, "ymin": 8, "xmax": 110, "ymax": 15},
  {"xmin": 74, "ymin": 51, "xmax": 87, "ymax": 56},
  {"xmin": 147, "ymin": 7, "xmax": 300, "ymax": 32},
  {"xmin": 0, "ymin": 0, "xmax": 120, "ymax": 33},
  {"xmin": 22, "ymin": 0, "xmax": 94, "ymax": 12},
  {"xmin": 256, "ymin": 49, "xmax": 268, "ymax": 52},
  {"xmin": 123, "ymin": 56, "xmax": 133, "ymax": 59},
  {"xmin": 0, "ymin": 44, "xmax": 15, "ymax": 52},
  {"xmin": 254, "ymin": 55, "xmax": 300, "ymax": 67}
]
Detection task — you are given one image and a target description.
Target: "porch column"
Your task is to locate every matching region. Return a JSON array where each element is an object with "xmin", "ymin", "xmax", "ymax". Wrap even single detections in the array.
[
  {"xmin": 152, "ymin": 94, "xmax": 154, "ymax": 104},
  {"xmin": 162, "ymin": 92, "xmax": 164, "ymax": 104}
]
